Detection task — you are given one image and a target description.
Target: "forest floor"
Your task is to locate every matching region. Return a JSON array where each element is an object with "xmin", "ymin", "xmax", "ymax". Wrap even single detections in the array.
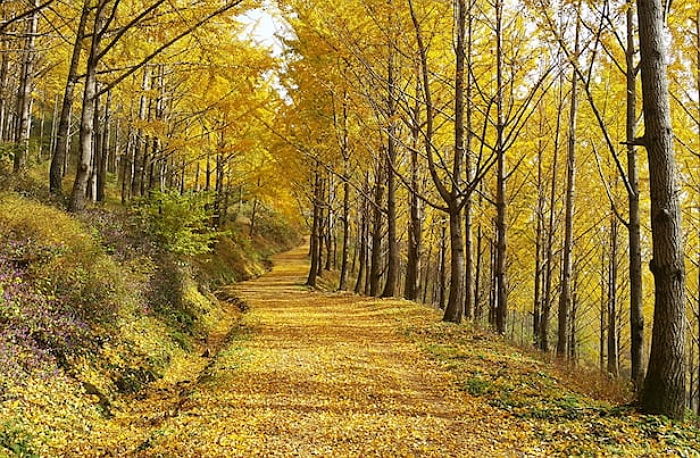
[{"xmin": 119, "ymin": 244, "xmax": 699, "ymax": 457}]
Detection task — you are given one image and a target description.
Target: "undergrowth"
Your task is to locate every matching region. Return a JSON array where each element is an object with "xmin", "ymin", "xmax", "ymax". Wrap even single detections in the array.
[
  {"xmin": 404, "ymin": 322, "xmax": 700, "ymax": 455},
  {"xmin": 0, "ymin": 189, "xmax": 299, "ymax": 456}
]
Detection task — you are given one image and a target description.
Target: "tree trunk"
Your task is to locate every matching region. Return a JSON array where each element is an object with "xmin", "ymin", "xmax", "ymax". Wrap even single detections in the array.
[
  {"xmin": 442, "ymin": 0, "xmax": 467, "ymax": 323},
  {"xmin": 600, "ymin": 262, "xmax": 606, "ymax": 372},
  {"xmin": 438, "ymin": 218, "xmax": 447, "ymax": 310},
  {"xmin": 96, "ymin": 91, "xmax": 111, "ymax": 202},
  {"xmin": 13, "ymin": 0, "xmax": 38, "ymax": 172},
  {"xmin": 443, "ymin": 206, "xmax": 464, "ymax": 322},
  {"xmin": 626, "ymin": 6, "xmax": 645, "ymax": 391},
  {"xmin": 131, "ymin": 70, "xmax": 150, "ymax": 197},
  {"xmin": 0, "ymin": 29, "xmax": 9, "ymax": 143},
  {"xmin": 316, "ymin": 178, "xmax": 325, "ymax": 277},
  {"xmin": 355, "ymin": 173, "xmax": 369, "ymax": 293},
  {"xmin": 69, "ymin": 4, "xmax": 104, "ymax": 212},
  {"xmin": 463, "ymin": 0, "xmax": 474, "ymax": 320},
  {"xmin": 338, "ymin": 167, "xmax": 350, "ymax": 290},
  {"xmin": 94, "ymin": 91, "xmax": 106, "ymax": 201},
  {"xmin": 369, "ymin": 163, "xmax": 384, "ymax": 296},
  {"xmin": 324, "ymin": 178, "xmax": 333, "ymax": 271},
  {"xmin": 50, "ymin": 1, "xmax": 89, "ymax": 194},
  {"xmin": 494, "ymin": 0, "xmax": 507, "ymax": 334},
  {"xmin": 637, "ymin": 0, "xmax": 687, "ymax": 419},
  {"xmin": 307, "ymin": 171, "xmax": 321, "ymax": 287},
  {"xmin": 121, "ymin": 130, "xmax": 133, "ymax": 204},
  {"xmin": 404, "ymin": 123, "xmax": 422, "ymax": 301},
  {"xmin": 608, "ymin": 216, "xmax": 619, "ymax": 376},
  {"xmin": 474, "ymin": 220, "xmax": 483, "ymax": 321},
  {"xmin": 557, "ymin": 12, "xmax": 580, "ymax": 358},
  {"xmin": 533, "ymin": 115, "xmax": 546, "ymax": 345},
  {"xmin": 381, "ymin": 50, "xmax": 398, "ymax": 297},
  {"xmin": 338, "ymin": 90, "xmax": 351, "ymax": 289}
]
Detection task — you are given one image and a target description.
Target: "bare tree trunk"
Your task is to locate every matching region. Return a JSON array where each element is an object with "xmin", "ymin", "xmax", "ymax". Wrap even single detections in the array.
[
  {"xmin": 600, "ymin": 261, "xmax": 606, "ymax": 372},
  {"xmin": 404, "ymin": 116, "xmax": 422, "ymax": 301},
  {"xmin": 50, "ymin": 1, "xmax": 89, "ymax": 194},
  {"xmin": 49, "ymin": 94, "xmax": 59, "ymax": 158},
  {"xmin": 557, "ymin": 11, "xmax": 580, "ymax": 357},
  {"xmin": 540, "ymin": 89, "xmax": 564, "ymax": 353},
  {"xmin": 569, "ymin": 269, "xmax": 579, "ymax": 361},
  {"xmin": 494, "ymin": 0, "xmax": 507, "ymax": 334},
  {"xmin": 96, "ymin": 91, "xmax": 111, "ymax": 202},
  {"xmin": 369, "ymin": 163, "xmax": 384, "ymax": 296},
  {"xmin": 121, "ymin": 130, "xmax": 133, "ymax": 205},
  {"xmin": 316, "ymin": 178, "xmax": 325, "ymax": 277},
  {"xmin": 696, "ymin": 14, "xmax": 700, "ymax": 416},
  {"xmin": 92, "ymin": 91, "xmax": 103, "ymax": 201},
  {"xmin": 489, "ymin": 233, "xmax": 497, "ymax": 326},
  {"xmin": 444, "ymin": 207, "xmax": 464, "ymax": 321},
  {"xmin": 464, "ymin": 2, "xmax": 474, "ymax": 320},
  {"xmin": 131, "ymin": 70, "xmax": 150, "ymax": 197},
  {"xmin": 339, "ymin": 166, "xmax": 350, "ymax": 289},
  {"xmin": 324, "ymin": 178, "xmax": 333, "ymax": 271},
  {"xmin": 533, "ymin": 116, "xmax": 545, "ymax": 345},
  {"xmin": 474, "ymin": 219, "xmax": 484, "ymax": 321},
  {"xmin": 438, "ymin": 218, "xmax": 447, "ymax": 310},
  {"xmin": 608, "ymin": 215, "xmax": 619, "ymax": 376},
  {"xmin": 0, "ymin": 28, "xmax": 9, "ymax": 143},
  {"xmin": 637, "ymin": 0, "xmax": 687, "ymax": 419},
  {"xmin": 422, "ymin": 223, "xmax": 435, "ymax": 304},
  {"xmin": 13, "ymin": 0, "xmax": 38, "ymax": 172},
  {"xmin": 381, "ymin": 48, "xmax": 398, "ymax": 297},
  {"xmin": 69, "ymin": 3, "xmax": 105, "ymax": 212},
  {"xmin": 442, "ymin": 0, "xmax": 468, "ymax": 323},
  {"xmin": 354, "ymin": 173, "xmax": 369, "ymax": 293},
  {"xmin": 307, "ymin": 170, "xmax": 321, "ymax": 287},
  {"xmin": 338, "ymin": 89, "xmax": 351, "ymax": 289},
  {"xmin": 626, "ymin": 5, "xmax": 645, "ymax": 390}
]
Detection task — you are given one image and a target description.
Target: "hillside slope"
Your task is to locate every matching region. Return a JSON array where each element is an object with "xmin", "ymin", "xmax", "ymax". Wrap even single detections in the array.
[{"xmin": 0, "ymin": 192, "xmax": 298, "ymax": 456}]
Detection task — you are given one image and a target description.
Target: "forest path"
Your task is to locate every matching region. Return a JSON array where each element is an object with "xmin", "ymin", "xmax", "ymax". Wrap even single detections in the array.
[{"xmin": 135, "ymin": 244, "xmax": 521, "ymax": 456}]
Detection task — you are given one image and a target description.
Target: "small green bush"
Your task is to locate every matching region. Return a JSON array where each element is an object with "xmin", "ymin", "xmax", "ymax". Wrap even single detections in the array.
[
  {"xmin": 0, "ymin": 423, "xmax": 38, "ymax": 458},
  {"xmin": 134, "ymin": 191, "xmax": 221, "ymax": 257}
]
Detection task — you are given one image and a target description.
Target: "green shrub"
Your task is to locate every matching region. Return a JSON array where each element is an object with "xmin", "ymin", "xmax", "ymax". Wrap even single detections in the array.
[
  {"xmin": 0, "ymin": 423, "xmax": 38, "ymax": 458},
  {"xmin": 134, "ymin": 191, "xmax": 221, "ymax": 257}
]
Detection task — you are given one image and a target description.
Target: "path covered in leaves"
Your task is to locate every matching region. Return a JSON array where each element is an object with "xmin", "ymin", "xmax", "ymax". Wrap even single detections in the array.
[{"xmin": 135, "ymin": 245, "xmax": 527, "ymax": 456}]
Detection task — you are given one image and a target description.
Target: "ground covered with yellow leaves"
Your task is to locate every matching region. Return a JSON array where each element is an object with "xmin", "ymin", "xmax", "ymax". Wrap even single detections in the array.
[
  {"xmin": 7, "ymin": 238, "xmax": 697, "ymax": 456},
  {"xmin": 121, "ymin": 245, "xmax": 698, "ymax": 457}
]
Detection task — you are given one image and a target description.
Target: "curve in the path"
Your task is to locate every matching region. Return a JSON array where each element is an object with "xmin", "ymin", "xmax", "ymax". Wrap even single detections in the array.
[{"xmin": 138, "ymin": 244, "xmax": 521, "ymax": 457}]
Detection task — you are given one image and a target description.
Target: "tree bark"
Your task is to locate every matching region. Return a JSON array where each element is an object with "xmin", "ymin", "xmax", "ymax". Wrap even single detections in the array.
[
  {"xmin": 404, "ymin": 115, "xmax": 422, "ymax": 301},
  {"xmin": 369, "ymin": 163, "xmax": 384, "ymax": 296},
  {"xmin": 131, "ymin": 70, "xmax": 150, "ymax": 197},
  {"xmin": 381, "ymin": 48, "xmax": 398, "ymax": 297},
  {"xmin": 534, "ymin": 124, "xmax": 545, "ymax": 345},
  {"xmin": 494, "ymin": 0, "xmax": 507, "ymax": 334},
  {"xmin": 625, "ymin": 5, "xmax": 645, "ymax": 391},
  {"xmin": 12, "ymin": 0, "xmax": 39, "ymax": 172},
  {"xmin": 463, "ymin": 2, "xmax": 474, "ymax": 320},
  {"xmin": 307, "ymin": 170, "xmax": 321, "ymax": 287},
  {"xmin": 69, "ymin": 3, "xmax": 105, "ymax": 212},
  {"xmin": 557, "ymin": 11, "xmax": 580, "ymax": 357},
  {"xmin": 608, "ymin": 215, "xmax": 619, "ymax": 377},
  {"xmin": 637, "ymin": 0, "xmax": 687, "ymax": 419},
  {"xmin": 50, "ymin": 1, "xmax": 89, "ymax": 194},
  {"xmin": 438, "ymin": 218, "xmax": 447, "ymax": 310}
]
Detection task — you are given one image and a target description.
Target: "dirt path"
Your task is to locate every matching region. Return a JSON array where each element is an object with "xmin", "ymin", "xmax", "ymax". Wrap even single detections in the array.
[{"xmin": 134, "ymin": 245, "xmax": 523, "ymax": 456}]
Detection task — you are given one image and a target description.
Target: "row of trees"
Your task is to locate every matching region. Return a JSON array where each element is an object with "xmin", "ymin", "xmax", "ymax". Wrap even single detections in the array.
[
  {"xmin": 278, "ymin": 0, "xmax": 699, "ymax": 419},
  {"xmin": 1, "ymin": 0, "xmax": 298, "ymax": 230}
]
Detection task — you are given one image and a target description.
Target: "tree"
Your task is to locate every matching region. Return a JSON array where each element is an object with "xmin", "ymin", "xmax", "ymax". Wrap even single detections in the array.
[{"xmin": 637, "ymin": 0, "xmax": 687, "ymax": 419}]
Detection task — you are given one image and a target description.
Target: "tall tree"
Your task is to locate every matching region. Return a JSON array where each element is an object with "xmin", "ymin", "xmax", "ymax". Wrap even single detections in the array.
[{"xmin": 637, "ymin": 0, "xmax": 687, "ymax": 419}]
